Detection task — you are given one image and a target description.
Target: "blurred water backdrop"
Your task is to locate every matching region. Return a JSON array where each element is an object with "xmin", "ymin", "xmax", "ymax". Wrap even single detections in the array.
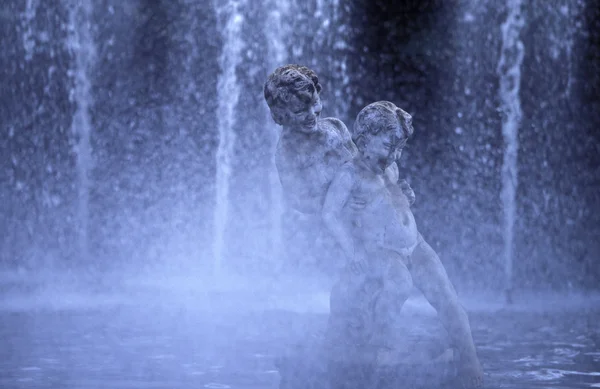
[{"xmin": 1, "ymin": 0, "xmax": 599, "ymax": 291}]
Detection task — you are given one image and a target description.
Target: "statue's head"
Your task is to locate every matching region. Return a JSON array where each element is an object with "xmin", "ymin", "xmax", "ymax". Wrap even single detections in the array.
[
  {"xmin": 353, "ymin": 101, "xmax": 414, "ymax": 172},
  {"xmin": 264, "ymin": 64, "xmax": 323, "ymax": 130}
]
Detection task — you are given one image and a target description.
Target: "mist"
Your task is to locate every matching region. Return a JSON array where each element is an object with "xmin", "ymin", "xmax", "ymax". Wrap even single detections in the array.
[{"xmin": 1, "ymin": 1, "xmax": 599, "ymax": 388}]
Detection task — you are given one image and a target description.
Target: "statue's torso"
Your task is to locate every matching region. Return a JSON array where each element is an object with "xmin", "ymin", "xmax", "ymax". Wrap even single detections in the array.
[
  {"xmin": 276, "ymin": 117, "xmax": 355, "ymax": 214},
  {"xmin": 345, "ymin": 163, "xmax": 419, "ymax": 257}
]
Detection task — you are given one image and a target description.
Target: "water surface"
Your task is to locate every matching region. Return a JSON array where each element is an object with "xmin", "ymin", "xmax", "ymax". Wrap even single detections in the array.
[{"xmin": 1, "ymin": 274, "xmax": 598, "ymax": 388}]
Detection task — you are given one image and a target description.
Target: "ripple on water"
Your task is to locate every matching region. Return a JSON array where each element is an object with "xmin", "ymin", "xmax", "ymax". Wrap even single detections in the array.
[
  {"xmin": 20, "ymin": 366, "xmax": 42, "ymax": 371},
  {"xmin": 478, "ymin": 345, "xmax": 504, "ymax": 351},
  {"xmin": 513, "ymin": 356, "xmax": 541, "ymax": 365},
  {"xmin": 39, "ymin": 358, "xmax": 59, "ymax": 364},
  {"xmin": 149, "ymin": 354, "xmax": 176, "ymax": 360},
  {"xmin": 529, "ymin": 368, "xmax": 600, "ymax": 381},
  {"xmin": 182, "ymin": 362, "xmax": 206, "ymax": 376},
  {"xmin": 528, "ymin": 369, "xmax": 565, "ymax": 380},
  {"xmin": 551, "ymin": 342, "xmax": 588, "ymax": 348},
  {"xmin": 585, "ymin": 352, "xmax": 600, "ymax": 362},
  {"xmin": 553, "ymin": 347, "xmax": 580, "ymax": 358}
]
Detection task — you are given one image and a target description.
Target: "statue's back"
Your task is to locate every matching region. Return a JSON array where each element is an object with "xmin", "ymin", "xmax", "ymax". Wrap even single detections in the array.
[{"xmin": 276, "ymin": 117, "xmax": 355, "ymax": 215}]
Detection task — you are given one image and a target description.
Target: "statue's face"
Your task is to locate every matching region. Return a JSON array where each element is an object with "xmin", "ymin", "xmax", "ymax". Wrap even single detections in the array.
[
  {"xmin": 361, "ymin": 125, "xmax": 406, "ymax": 173},
  {"xmin": 284, "ymin": 89, "xmax": 322, "ymax": 132}
]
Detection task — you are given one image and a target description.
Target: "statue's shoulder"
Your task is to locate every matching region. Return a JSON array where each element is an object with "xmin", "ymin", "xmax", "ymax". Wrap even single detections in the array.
[
  {"xmin": 319, "ymin": 117, "xmax": 357, "ymax": 158},
  {"xmin": 320, "ymin": 116, "xmax": 347, "ymax": 130},
  {"xmin": 320, "ymin": 117, "xmax": 351, "ymax": 141},
  {"xmin": 319, "ymin": 117, "xmax": 353, "ymax": 150},
  {"xmin": 338, "ymin": 160, "xmax": 357, "ymax": 181}
]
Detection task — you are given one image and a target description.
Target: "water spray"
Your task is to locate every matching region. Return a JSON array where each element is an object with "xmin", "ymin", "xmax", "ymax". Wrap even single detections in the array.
[{"xmin": 497, "ymin": 0, "xmax": 525, "ymax": 304}]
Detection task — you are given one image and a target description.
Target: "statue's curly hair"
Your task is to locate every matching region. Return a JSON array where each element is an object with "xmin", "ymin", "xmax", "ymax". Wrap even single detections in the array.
[
  {"xmin": 264, "ymin": 64, "xmax": 322, "ymax": 125},
  {"xmin": 353, "ymin": 101, "xmax": 413, "ymax": 145}
]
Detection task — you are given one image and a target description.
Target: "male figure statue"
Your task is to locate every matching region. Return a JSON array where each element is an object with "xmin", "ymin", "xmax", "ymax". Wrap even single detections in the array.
[{"xmin": 322, "ymin": 101, "xmax": 484, "ymax": 388}]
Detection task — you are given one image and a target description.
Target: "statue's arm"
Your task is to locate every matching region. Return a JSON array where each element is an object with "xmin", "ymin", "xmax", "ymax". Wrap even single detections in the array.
[
  {"xmin": 397, "ymin": 179, "xmax": 415, "ymax": 205},
  {"xmin": 278, "ymin": 171, "xmax": 313, "ymax": 213},
  {"xmin": 275, "ymin": 151, "xmax": 311, "ymax": 213},
  {"xmin": 322, "ymin": 166, "xmax": 355, "ymax": 260},
  {"xmin": 384, "ymin": 162, "xmax": 415, "ymax": 206}
]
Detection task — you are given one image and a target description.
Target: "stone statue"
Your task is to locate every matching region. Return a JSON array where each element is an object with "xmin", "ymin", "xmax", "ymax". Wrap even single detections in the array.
[
  {"xmin": 322, "ymin": 101, "xmax": 484, "ymax": 388},
  {"xmin": 264, "ymin": 64, "xmax": 357, "ymax": 216},
  {"xmin": 264, "ymin": 65, "xmax": 412, "ymax": 270},
  {"xmin": 264, "ymin": 64, "xmax": 360, "ymax": 273},
  {"xmin": 264, "ymin": 65, "xmax": 482, "ymax": 388}
]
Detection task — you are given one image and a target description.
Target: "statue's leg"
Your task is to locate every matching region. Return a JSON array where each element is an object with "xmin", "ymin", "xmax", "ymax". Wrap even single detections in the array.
[
  {"xmin": 281, "ymin": 211, "xmax": 321, "ymax": 270},
  {"xmin": 327, "ymin": 270, "xmax": 380, "ymax": 389},
  {"xmin": 370, "ymin": 255, "xmax": 413, "ymax": 362},
  {"xmin": 327, "ymin": 360, "xmax": 377, "ymax": 389},
  {"xmin": 409, "ymin": 235, "xmax": 483, "ymax": 387},
  {"xmin": 328, "ymin": 270, "xmax": 380, "ymax": 347}
]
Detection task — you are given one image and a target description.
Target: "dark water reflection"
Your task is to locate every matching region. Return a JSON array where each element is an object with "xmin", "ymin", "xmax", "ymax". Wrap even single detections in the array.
[
  {"xmin": 0, "ymin": 281, "xmax": 599, "ymax": 389},
  {"xmin": 472, "ymin": 302, "xmax": 600, "ymax": 388}
]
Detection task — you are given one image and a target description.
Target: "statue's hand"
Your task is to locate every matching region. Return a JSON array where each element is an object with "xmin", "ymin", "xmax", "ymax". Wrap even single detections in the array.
[
  {"xmin": 458, "ymin": 359, "xmax": 484, "ymax": 389},
  {"xmin": 347, "ymin": 247, "xmax": 370, "ymax": 276},
  {"xmin": 384, "ymin": 162, "xmax": 400, "ymax": 184},
  {"xmin": 398, "ymin": 179, "xmax": 415, "ymax": 206},
  {"xmin": 347, "ymin": 194, "xmax": 368, "ymax": 211}
]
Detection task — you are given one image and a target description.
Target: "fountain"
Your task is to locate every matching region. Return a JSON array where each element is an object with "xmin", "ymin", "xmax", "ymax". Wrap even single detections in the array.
[
  {"xmin": 328, "ymin": 0, "xmax": 351, "ymax": 121},
  {"xmin": 264, "ymin": 0, "xmax": 289, "ymax": 270},
  {"xmin": 549, "ymin": 1, "xmax": 585, "ymax": 98},
  {"xmin": 0, "ymin": 3, "xmax": 599, "ymax": 389},
  {"xmin": 21, "ymin": 0, "xmax": 37, "ymax": 61},
  {"xmin": 0, "ymin": 0, "xmax": 592, "ymax": 288},
  {"xmin": 497, "ymin": 0, "xmax": 525, "ymax": 303},
  {"xmin": 212, "ymin": 0, "xmax": 246, "ymax": 275},
  {"xmin": 312, "ymin": 0, "xmax": 351, "ymax": 122},
  {"xmin": 67, "ymin": 0, "xmax": 96, "ymax": 262}
]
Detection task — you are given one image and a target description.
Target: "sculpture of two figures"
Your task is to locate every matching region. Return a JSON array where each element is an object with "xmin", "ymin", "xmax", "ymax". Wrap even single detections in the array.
[{"xmin": 264, "ymin": 64, "xmax": 484, "ymax": 389}]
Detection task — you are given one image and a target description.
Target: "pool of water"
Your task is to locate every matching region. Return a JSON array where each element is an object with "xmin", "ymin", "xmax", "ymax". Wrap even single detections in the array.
[{"xmin": 0, "ymin": 275, "xmax": 598, "ymax": 389}]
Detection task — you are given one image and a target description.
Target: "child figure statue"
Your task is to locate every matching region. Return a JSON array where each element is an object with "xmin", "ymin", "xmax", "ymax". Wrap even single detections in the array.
[
  {"xmin": 264, "ymin": 66, "xmax": 481, "ymax": 388},
  {"xmin": 264, "ymin": 64, "xmax": 357, "ymax": 215},
  {"xmin": 264, "ymin": 65, "xmax": 411, "ymax": 268},
  {"xmin": 322, "ymin": 101, "xmax": 484, "ymax": 388}
]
